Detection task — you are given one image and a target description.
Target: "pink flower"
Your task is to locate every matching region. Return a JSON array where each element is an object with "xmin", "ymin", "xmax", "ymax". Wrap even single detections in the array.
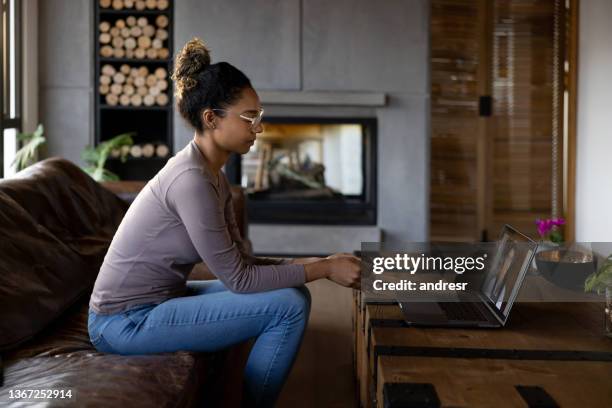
[{"xmin": 535, "ymin": 218, "xmax": 565, "ymax": 239}]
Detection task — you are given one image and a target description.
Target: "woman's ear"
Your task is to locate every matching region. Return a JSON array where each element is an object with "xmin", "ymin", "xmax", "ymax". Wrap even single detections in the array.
[{"xmin": 202, "ymin": 109, "xmax": 216, "ymax": 130}]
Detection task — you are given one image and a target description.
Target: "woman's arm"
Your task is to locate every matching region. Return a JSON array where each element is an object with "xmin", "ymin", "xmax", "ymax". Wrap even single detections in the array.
[
  {"xmin": 167, "ymin": 170, "xmax": 306, "ymax": 293},
  {"xmin": 220, "ymin": 177, "xmax": 360, "ymax": 289}
]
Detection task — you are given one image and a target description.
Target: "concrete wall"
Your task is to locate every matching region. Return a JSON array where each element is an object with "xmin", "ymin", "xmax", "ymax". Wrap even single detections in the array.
[
  {"xmin": 174, "ymin": 0, "xmax": 430, "ymax": 248},
  {"xmin": 37, "ymin": 0, "xmax": 430, "ymax": 248},
  {"xmin": 39, "ymin": 0, "xmax": 93, "ymax": 166},
  {"xmin": 575, "ymin": 0, "xmax": 612, "ymax": 241}
]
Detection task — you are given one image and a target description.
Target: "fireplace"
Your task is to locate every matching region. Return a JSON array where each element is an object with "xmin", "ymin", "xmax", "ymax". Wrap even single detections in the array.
[{"xmin": 225, "ymin": 117, "xmax": 377, "ymax": 225}]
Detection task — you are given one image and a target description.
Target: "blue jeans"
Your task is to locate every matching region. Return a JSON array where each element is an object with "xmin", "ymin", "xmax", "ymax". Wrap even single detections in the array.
[{"xmin": 88, "ymin": 280, "xmax": 311, "ymax": 407}]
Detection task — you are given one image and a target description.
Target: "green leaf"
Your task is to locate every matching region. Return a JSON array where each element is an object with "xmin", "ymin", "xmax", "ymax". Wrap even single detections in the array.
[
  {"xmin": 12, "ymin": 124, "xmax": 47, "ymax": 171},
  {"xmin": 549, "ymin": 230, "xmax": 563, "ymax": 243},
  {"xmin": 80, "ymin": 132, "xmax": 134, "ymax": 182},
  {"xmin": 584, "ymin": 254, "xmax": 612, "ymax": 293}
]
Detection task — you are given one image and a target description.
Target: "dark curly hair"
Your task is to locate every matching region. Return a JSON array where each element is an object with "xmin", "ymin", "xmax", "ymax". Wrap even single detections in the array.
[{"xmin": 171, "ymin": 38, "xmax": 252, "ymax": 132}]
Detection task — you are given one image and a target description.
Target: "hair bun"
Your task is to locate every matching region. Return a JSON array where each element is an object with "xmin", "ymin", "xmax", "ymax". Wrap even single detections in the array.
[{"xmin": 172, "ymin": 38, "xmax": 211, "ymax": 93}]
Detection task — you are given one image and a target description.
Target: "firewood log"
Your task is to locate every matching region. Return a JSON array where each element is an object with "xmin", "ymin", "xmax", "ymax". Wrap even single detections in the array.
[
  {"xmin": 134, "ymin": 76, "xmax": 146, "ymax": 87},
  {"xmin": 137, "ymin": 86, "xmax": 148, "ymax": 96},
  {"xmin": 148, "ymin": 85, "xmax": 160, "ymax": 96},
  {"xmin": 100, "ymin": 0, "xmax": 112, "ymax": 8},
  {"xmin": 115, "ymin": 19, "xmax": 126, "ymax": 29},
  {"xmin": 137, "ymin": 35, "xmax": 151, "ymax": 49},
  {"xmin": 105, "ymin": 93, "xmax": 119, "ymax": 106},
  {"xmin": 157, "ymin": 79, "xmax": 168, "ymax": 91},
  {"xmin": 113, "ymin": 72, "xmax": 126, "ymax": 84},
  {"xmin": 154, "ymin": 67, "xmax": 167, "ymax": 79},
  {"xmin": 110, "ymin": 83, "xmax": 123, "ymax": 95},
  {"xmin": 137, "ymin": 66, "xmax": 149, "ymax": 76},
  {"xmin": 124, "ymin": 37, "xmax": 137, "ymax": 50},
  {"xmin": 120, "ymin": 64, "xmax": 131, "ymax": 74},
  {"xmin": 99, "ymin": 84, "xmax": 110, "ymax": 95},
  {"xmin": 125, "ymin": 49, "xmax": 135, "ymax": 58},
  {"xmin": 137, "ymin": 17, "xmax": 147, "ymax": 27},
  {"xmin": 110, "ymin": 148, "xmax": 121, "ymax": 158},
  {"xmin": 99, "ymin": 33, "xmax": 111, "ymax": 44},
  {"xmin": 143, "ymin": 94, "xmax": 155, "ymax": 106},
  {"xmin": 129, "ymin": 26, "xmax": 142, "ymax": 37},
  {"xmin": 112, "ymin": 36, "xmax": 124, "ymax": 48},
  {"xmin": 119, "ymin": 94, "xmax": 131, "ymax": 106},
  {"xmin": 100, "ymin": 74, "xmax": 111, "ymax": 85},
  {"xmin": 152, "ymin": 38, "xmax": 163, "ymax": 49},
  {"xmin": 145, "ymin": 0, "xmax": 157, "ymax": 10},
  {"xmin": 112, "ymin": 0, "xmax": 123, "ymax": 10},
  {"xmin": 143, "ymin": 25, "xmax": 155, "ymax": 38},
  {"xmin": 155, "ymin": 28, "xmax": 168, "ymax": 40},
  {"xmin": 123, "ymin": 84, "xmax": 135, "ymax": 95},
  {"xmin": 99, "ymin": 21, "xmax": 111, "ymax": 32},
  {"xmin": 158, "ymin": 48, "xmax": 169, "ymax": 59},
  {"xmin": 120, "ymin": 27, "xmax": 131, "ymax": 38},
  {"xmin": 146, "ymin": 74, "xmax": 157, "ymax": 87},
  {"xmin": 135, "ymin": 1, "xmax": 146, "ymax": 11},
  {"xmin": 125, "ymin": 75, "xmax": 134, "ymax": 85},
  {"xmin": 130, "ymin": 94, "xmax": 143, "ymax": 106},
  {"xmin": 121, "ymin": 145, "xmax": 131, "ymax": 156},
  {"xmin": 156, "ymin": 144, "xmax": 169, "ymax": 158},
  {"xmin": 134, "ymin": 48, "xmax": 146, "ymax": 59},
  {"xmin": 142, "ymin": 143, "xmax": 155, "ymax": 157},
  {"xmin": 155, "ymin": 15, "xmax": 168, "ymax": 28},
  {"xmin": 124, "ymin": 0, "xmax": 135, "ymax": 9},
  {"xmin": 130, "ymin": 145, "xmax": 143, "ymax": 158},
  {"xmin": 114, "ymin": 48, "xmax": 125, "ymax": 58},
  {"xmin": 100, "ymin": 45, "xmax": 114, "ymax": 58},
  {"xmin": 157, "ymin": 0, "xmax": 169, "ymax": 10},
  {"xmin": 146, "ymin": 48, "xmax": 158, "ymax": 59},
  {"xmin": 101, "ymin": 64, "xmax": 115, "ymax": 76},
  {"xmin": 155, "ymin": 93, "xmax": 169, "ymax": 106}
]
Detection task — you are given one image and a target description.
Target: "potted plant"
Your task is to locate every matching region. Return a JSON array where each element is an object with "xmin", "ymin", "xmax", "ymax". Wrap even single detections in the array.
[
  {"xmin": 534, "ymin": 218, "xmax": 597, "ymax": 291},
  {"xmin": 585, "ymin": 255, "xmax": 612, "ymax": 337},
  {"xmin": 585, "ymin": 255, "xmax": 612, "ymax": 294},
  {"xmin": 535, "ymin": 217, "xmax": 565, "ymax": 245},
  {"xmin": 11, "ymin": 124, "xmax": 46, "ymax": 172},
  {"xmin": 81, "ymin": 133, "xmax": 134, "ymax": 182}
]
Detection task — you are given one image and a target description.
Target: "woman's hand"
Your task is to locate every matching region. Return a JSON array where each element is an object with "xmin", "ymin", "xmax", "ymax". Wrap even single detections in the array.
[
  {"xmin": 327, "ymin": 255, "xmax": 361, "ymax": 289},
  {"xmin": 303, "ymin": 254, "xmax": 361, "ymax": 289}
]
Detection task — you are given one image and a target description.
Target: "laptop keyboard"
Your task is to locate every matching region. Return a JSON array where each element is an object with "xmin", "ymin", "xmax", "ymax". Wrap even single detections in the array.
[{"xmin": 438, "ymin": 302, "xmax": 490, "ymax": 322}]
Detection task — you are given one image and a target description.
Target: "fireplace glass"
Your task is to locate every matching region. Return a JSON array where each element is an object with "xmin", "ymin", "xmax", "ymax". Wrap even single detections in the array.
[{"xmin": 226, "ymin": 118, "xmax": 377, "ymax": 225}]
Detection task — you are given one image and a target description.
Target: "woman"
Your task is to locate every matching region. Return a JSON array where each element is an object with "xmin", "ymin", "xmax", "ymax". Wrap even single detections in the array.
[{"xmin": 88, "ymin": 38, "xmax": 361, "ymax": 407}]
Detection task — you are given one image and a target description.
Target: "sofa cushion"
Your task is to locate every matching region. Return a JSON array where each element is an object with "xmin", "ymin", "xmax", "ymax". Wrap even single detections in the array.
[
  {"xmin": 0, "ymin": 300, "xmax": 219, "ymax": 408},
  {"xmin": 0, "ymin": 192, "xmax": 92, "ymax": 351},
  {"xmin": 0, "ymin": 158, "xmax": 127, "ymax": 351},
  {"xmin": 0, "ymin": 158, "xmax": 127, "ymax": 265}
]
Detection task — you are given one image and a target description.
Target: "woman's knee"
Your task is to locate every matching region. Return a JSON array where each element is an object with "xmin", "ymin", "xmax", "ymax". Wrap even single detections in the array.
[{"xmin": 275, "ymin": 286, "xmax": 311, "ymax": 320}]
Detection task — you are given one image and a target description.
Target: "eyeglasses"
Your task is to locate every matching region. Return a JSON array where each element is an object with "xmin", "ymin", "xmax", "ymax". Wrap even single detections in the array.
[{"xmin": 211, "ymin": 108, "xmax": 265, "ymax": 130}]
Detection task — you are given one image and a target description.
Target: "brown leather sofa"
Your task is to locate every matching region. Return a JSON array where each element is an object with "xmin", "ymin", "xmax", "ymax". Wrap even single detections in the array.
[{"xmin": 0, "ymin": 158, "xmax": 249, "ymax": 407}]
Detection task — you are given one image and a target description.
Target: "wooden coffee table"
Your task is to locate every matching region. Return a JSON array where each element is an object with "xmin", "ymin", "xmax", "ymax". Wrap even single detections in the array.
[{"xmin": 353, "ymin": 291, "xmax": 612, "ymax": 407}]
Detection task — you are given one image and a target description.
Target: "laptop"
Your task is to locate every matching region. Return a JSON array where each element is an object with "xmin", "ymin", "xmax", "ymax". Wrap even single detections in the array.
[{"xmin": 398, "ymin": 225, "xmax": 538, "ymax": 328}]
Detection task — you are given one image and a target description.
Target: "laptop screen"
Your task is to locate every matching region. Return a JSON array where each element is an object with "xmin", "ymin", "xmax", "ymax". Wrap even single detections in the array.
[{"xmin": 481, "ymin": 225, "xmax": 538, "ymax": 323}]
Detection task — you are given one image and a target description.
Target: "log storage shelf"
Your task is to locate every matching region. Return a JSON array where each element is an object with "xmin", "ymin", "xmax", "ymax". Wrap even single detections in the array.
[{"xmin": 94, "ymin": 0, "xmax": 174, "ymax": 181}]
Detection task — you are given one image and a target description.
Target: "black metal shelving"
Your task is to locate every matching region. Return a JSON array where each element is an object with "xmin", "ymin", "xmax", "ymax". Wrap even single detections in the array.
[{"xmin": 93, "ymin": 0, "xmax": 174, "ymax": 181}]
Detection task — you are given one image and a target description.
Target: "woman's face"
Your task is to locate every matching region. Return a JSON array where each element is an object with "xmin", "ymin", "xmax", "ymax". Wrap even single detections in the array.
[{"xmin": 208, "ymin": 87, "xmax": 263, "ymax": 155}]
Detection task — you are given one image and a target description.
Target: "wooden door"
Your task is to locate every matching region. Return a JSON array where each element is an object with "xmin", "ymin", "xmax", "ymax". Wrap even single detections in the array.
[{"xmin": 430, "ymin": 0, "xmax": 566, "ymax": 242}]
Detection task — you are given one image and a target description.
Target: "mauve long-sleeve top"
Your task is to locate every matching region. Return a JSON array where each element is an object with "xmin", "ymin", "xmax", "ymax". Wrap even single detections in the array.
[{"xmin": 89, "ymin": 140, "xmax": 305, "ymax": 315}]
